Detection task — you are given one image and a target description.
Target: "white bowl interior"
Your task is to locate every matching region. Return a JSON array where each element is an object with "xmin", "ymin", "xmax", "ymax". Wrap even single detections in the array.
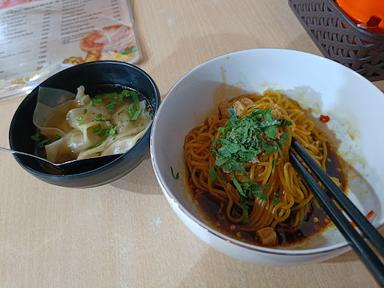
[{"xmin": 151, "ymin": 49, "xmax": 384, "ymax": 253}]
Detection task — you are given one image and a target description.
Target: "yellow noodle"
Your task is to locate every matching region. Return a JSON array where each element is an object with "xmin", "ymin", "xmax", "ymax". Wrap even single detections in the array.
[{"xmin": 184, "ymin": 90, "xmax": 345, "ymax": 245}]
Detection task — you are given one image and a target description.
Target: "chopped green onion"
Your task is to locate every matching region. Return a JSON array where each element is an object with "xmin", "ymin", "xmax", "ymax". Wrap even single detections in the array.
[
  {"xmin": 76, "ymin": 116, "xmax": 85, "ymax": 125},
  {"xmin": 272, "ymin": 198, "xmax": 280, "ymax": 205},
  {"xmin": 94, "ymin": 113, "xmax": 104, "ymax": 121},
  {"xmin": 170, "ymin": 166, "xmax": 179, "ymax": 180},
  {"xmin": 208, "ymin": 167, "xmax": 217, "ymax": 183}
]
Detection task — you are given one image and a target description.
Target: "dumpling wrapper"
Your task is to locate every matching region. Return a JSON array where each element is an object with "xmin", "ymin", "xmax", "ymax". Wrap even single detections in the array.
[
  {"xmin": 77, "ymin": 121, "xmax": 151, "ymax": 160},
  {"xmin": 44, "ymin": 130, "xmax": 80, "ymax": 163},
  {"xmin": 113, "ymin": 101, "xmax": 149, "ymax": 135},
  {"xmin": 101, "ymin": 126, "xmax": 149, "ymax": 156},
  {"xmin": 33, "ymin": 85, "xmax": 151, "ymax": 163},
  {"xmin": 33, "ymin": 87, "xmax": 78, "ymax": 137}
]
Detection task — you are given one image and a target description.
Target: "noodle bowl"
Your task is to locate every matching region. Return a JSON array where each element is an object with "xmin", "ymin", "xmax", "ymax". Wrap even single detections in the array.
[
  {"xmin": 151, "ymin": 48, "xmax": 384, "ymax": 263},
  {"xmin": 184, "ymin": 90, "xmax": 346, "ymax": 246}
]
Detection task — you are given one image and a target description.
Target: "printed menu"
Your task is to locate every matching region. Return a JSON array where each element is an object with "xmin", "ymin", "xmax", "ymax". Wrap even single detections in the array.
[{"xmin": 0, "ymin": 0, "xmax": 141, "ymax": 99}]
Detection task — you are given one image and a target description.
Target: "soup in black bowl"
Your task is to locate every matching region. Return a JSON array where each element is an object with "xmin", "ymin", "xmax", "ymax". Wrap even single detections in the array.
[{"xmin": 9, "ymin": 61, "xmax": 160, "ymax": 188}]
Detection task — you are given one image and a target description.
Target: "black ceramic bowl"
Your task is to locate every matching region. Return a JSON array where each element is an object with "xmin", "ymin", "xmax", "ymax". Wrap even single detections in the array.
[{"xmin": 9, "ymin": 61, "xmax": 160, "ymax": 188}]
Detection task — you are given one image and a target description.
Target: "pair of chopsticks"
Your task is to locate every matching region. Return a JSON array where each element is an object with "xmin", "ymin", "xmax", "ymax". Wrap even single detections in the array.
[{"xmin": 289, "ymin": 139, "xmax": 384, "ymax": 286}]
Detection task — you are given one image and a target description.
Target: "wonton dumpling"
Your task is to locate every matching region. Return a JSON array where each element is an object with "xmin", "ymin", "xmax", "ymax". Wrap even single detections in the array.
[
  {"xmin": 45, "ymin": 137, "xmax": 76, "ymax": 163},
  {"xmin": 113, "ymin": 101, "xmax": 150, "ymax": 135},
  {"xmin": 34, "ymin": 85, "xmax": 152, "ymax": 163},
  {"xmin": 66, "ymin": 106, "xmax": 110, "ymax": 129},
  {"xmin": 76, "ymin": 138, "xmax": 109, "ymax": 160},
  {"xmin": 101, "ymin": 128, "xmax": 147, "ymax": 156}
]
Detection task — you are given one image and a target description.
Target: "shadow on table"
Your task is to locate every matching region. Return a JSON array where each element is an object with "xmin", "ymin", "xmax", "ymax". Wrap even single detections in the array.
[
  {"xmin": 325, "ymin": 226, "xmax": 384, "ymax": 263},
  {"xmin": 175, "ymin": 246, "xmax": 377, "ymax": 287},
  {"xmin": 109, "ymin": 151, "xmax": 162, "ymax": 195}
]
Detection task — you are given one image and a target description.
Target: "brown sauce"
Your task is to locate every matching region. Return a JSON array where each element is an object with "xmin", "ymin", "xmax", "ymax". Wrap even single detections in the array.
[{"xmin": 191, "ymin": 146, "xmax": 348, "ymax": 247}]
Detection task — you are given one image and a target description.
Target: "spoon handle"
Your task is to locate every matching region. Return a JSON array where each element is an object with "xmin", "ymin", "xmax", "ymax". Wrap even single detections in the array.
[{"xmin": 0, "ymin": 146, "xmax": 50, "ymax": 163}]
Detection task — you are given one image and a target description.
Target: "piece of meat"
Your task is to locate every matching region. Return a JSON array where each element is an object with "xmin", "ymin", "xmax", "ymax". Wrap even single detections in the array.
[
  {"xmin": 256, "ymin": 227, "xmax": 278, "ymax": 246},
  {"xmin": 218, "ymin": 101, "xmax": 230, "ymax": 119},
  {"xmin": 239, "ymin": 97, "xmax": 253, "ymax": 106}
]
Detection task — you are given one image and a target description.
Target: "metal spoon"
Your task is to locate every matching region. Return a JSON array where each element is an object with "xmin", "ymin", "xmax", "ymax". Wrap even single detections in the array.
[{"xmin": 0, "ymin": 146, "xmax": 121, "ymax": 173}]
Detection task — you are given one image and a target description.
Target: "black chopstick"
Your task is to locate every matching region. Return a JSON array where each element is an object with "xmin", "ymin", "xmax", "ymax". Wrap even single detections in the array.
[
  {"xmin": 289, "ymin": 145, "xmax": 384, "ymax": 286},
  {"xmin": 291, "ymin": 139, "xmax": 384, "ymax": 257}
]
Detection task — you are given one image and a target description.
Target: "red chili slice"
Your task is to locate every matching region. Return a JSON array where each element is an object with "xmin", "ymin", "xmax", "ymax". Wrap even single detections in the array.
[
  {"xmin": 351, "ymin": 210, "xmax": 375, "ymax": 228},
  {"xmin": 319, "ymin": 115, "xmax": 330, "ymax": 123}
]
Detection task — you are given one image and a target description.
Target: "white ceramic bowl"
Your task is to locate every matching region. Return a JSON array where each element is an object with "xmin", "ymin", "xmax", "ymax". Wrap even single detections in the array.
[{"xmin": 150, "ymin": 49, "xmax": 384, "ymax": 264}]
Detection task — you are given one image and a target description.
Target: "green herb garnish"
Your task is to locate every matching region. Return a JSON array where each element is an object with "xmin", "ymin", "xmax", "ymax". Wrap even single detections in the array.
[
  {"xmin": 31, "ymin": 131, "xmax": 42, "ymax": 142},
  {"xmin": 241, "ymin": 180, "xmax": 266, "ymax": 201},
  {"xmin": 83, "ymin": 109, "xmax": 87, "ymax": 114},
  {"xmin": 36, "ymin": 134, "xmax": 61, "ymax": 148},
  {"xmin": 170, "ymin": 166, "xmax": 179, "ymax": 180},
  {"xmin": 91, "ymin": 89, "xmax": 142, "ymax": 116},
  {"xmin": 91, "ymin": 95, "xmax": 103, "ymax": 106},
  {"xmin": 94, "ymin": 113, "xmax": 104, "ymax": 121},
  {"xmin": 108, "ymin": 126, "xmax": 118, "ymax": 138},
  {"xmin": 127, "ymin": 91, "xmax": 142, "ymax": 121},
  {"xmin": 87, "ymin": 142, "xmax": 103, "ymax": 150},
  {"xmin": 106, "ymin": 100, "xmax": 117, "ymax": 114},
  {"xmin": 212, "ymin": 108, "xmax": 290, "ymax": 173},
  {"xmin": 232, "ymin": 178, "xmax": 245, "ymax": 197},
  {"xmin": 92, "ymin": 123, "xmax": 118, "ymax": 139},
  {"xmin": 76, "ymin": 116, "xmax": 85, "ymax": 125},
  {"xmin": 92, "ymin": 124, "xmax": 108, "ymax": 138},
  {"xmin": 272, "ymin": 198, "xmax": 280, "ymax": 205},
  {"xmin": 208, "ymin": 167, "xmax": 217, "ymax": 183},
  {"xmin": 210, "ymin": 107, "xmax": 292, "ymax": 222}
]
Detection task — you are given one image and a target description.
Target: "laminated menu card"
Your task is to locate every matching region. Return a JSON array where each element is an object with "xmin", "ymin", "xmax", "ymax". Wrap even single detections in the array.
[{"xmin": 0, "ymin": 0, "xmax": 141, "ymax": 99}]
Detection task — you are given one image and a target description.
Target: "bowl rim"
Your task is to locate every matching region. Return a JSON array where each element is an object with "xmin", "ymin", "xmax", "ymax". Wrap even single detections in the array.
[
  {"xmin": 150, "ymin": 48, "xmax": 384, "ymax": 256},
  {"xmin": 9, "ymin": 60, "xmax": 161, "ymax": 180}
]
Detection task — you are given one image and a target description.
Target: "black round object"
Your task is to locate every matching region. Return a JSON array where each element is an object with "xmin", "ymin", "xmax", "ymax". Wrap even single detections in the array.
[{"xmin": 9, "ymin": 61, "xmax": 160, "ymax": 188}]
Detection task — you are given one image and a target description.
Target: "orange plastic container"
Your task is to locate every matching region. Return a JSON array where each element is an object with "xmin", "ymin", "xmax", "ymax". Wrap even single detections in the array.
[{"xmin": 336, "ymin": 0, "xmax": 384, "ymax": 31}]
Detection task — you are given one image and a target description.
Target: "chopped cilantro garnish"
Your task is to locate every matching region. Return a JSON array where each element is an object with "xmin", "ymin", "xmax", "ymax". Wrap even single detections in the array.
[
  {"xmin": 272, "ymin": 158, "xmax": 276, "ymax": 168},
  {"xmin": 232, "ymin": 178, "xmax": 245, "ymax": 197},
  {"xmin": 272, "ymin": 198, "xmax": 280, "ymax": 205},
  {"xmin": 122, "ymin": 89, "xmax": 139, "ymax": 101},
  {"xmin": 91, "ymin": 89, "xmax": 142, "ymax": 116},
  {"xmin": 127, "ymin": 103, "xmax": 141, "ymax": 120},
  {"xmin": 278, "ymin": 132, "xmax": 289, "ymax": 146},
  {"xmin": 126, "ymin": 90, "xmax": 142, "ymax": 120},
  {"xmin": 94, "ymin": 113, "xmax": 104, "ymax": 121},
  {"xmin": 76, "ymin": 115, "xmax": 85, "ymax": 125},
  {"xmin": 170, "ymin": 166, "xmax": 179, "ymax": 180},
  {"xmin": 264, "ymin": 125, "xmax": 276, "ymax": 138},
  {"xmin": 92, "ymin": 124, "xmax": 108, "ymax": 138},
  {"xmin": 208, "ymin": 167, "xmax": 217, "ymax": 183},
  {"xmin": 127, "ymin": 91, "xmax": 142, "ymax": 121},
  {"xmin": 228, "ymin": 107, "xmax": 237, "ymax": 119},
  {"xmin": 87, "ymin": 142, "xmax": 103, "ymax": 150},
  {"xmin": 241, "ymin": 180, "xmax": 266, "ymax": 201},
  {"xmin": 92, "ymin": 124, "xmax": 118, "ymax": 139},
  {"xmin": 108, "ymin": 126, "xmax": 118, "ymax": 137},
  {"xmin": 31, "ymin": 131, "xmax": 42, "ymax": 142},
  {"xmin": 106, "ymin": 100, "xmax": 117, "ymax": 114},
  {"xmin": 91, "ymin": 95, "xmax": 103, "ymax": 106},
  {"xmin": 210, "ymin": 107, "xmax": 292, "ymax": 219},
  {"xmin": 212, "ymin": 108, "xmax": 291, "ymax": 173},
  {"xmin": 35, "ymin": 134, "xmax": 61, "ymax": 148}
]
